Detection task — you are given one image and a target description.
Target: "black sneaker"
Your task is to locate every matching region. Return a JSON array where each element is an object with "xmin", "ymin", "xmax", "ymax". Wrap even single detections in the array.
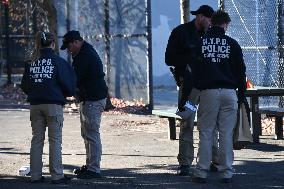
[
  {"xmin": 51, "ymin": 175, "xmax": 71, "ymax": 184},
  {"xmin": 191, "ymin": 176, "xmax": 207, "ymax": 183},
  {"xmin": 221, "ymin": 178, "xmax": 233, "ymax": 183},
  {"xmin": 31, "ymin": 176, "xmax": 45, "ymax": 183},
  {"xmin": 210, "ymin": 162, "xmax": 218, "ymax": 172},
  {"xmin": 104, "ymin": 104, "xmax": 115, "ymax": 111},
  {"xmin": 77, "ymin": 170, "xmax": 102, "ymax": 179},
  {"xmin": 74, "ymin": 165, "xmax": 88, "ymax": 175},
  {"xmin": 233, "ymin": 143, "xmax": 245, "ymax": 150},
  {"xmin": 177, "ymin": 165, "xmax": 190, "ymax": 176}
]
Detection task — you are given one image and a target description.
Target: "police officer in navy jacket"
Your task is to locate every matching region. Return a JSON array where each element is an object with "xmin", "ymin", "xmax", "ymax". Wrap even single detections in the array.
[
  {"xmin": 21, "ymin": 31, "xmax": 76, "ymax": 184},
  {"xmin": 192, "ymin": 10, "xmax": 246, "ymax": 183}
]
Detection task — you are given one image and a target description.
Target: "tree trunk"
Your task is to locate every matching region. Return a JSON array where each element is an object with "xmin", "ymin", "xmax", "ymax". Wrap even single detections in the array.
[{"xmin": 180, "ymin": 0, "xmax": 189, "ymax": 24}]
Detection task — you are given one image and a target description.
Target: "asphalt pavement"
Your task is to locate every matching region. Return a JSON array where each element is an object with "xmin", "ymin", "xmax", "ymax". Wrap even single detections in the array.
[{"xmin": 0, "ymin": 109, "xmax": 283, "ymax": 189}]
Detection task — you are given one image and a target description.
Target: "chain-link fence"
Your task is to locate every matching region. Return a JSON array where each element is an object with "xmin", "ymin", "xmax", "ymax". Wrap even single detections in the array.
[
  {"xmin": 3, "ymin": 0, "xmax": 284, "ymax": 108},
  {"xmin": 223, "ymin": 0, "xmax": 284, "ymax": 107},
  {"xmin": 55, "ymin": 0, "xmax": 151, "ymax": 103}
]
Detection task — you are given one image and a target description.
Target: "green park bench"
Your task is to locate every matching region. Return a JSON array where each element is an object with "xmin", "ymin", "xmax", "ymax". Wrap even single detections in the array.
[
  {"xmin": 152, "ymin": 106, "xmax": 198, "ymax": 140},
  {"xmin": 152, "ymin": 105, "xmax": 284, "ymax": 142}
]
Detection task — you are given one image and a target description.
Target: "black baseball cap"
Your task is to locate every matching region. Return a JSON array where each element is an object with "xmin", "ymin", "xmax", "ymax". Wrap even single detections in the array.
[
  {"xmin": 190, "ymin": 5, "xmax": 214, "ymax": 18},
  {"xmin": 60, "ymin": 30, "xmax": 83, "ymax": 50}
]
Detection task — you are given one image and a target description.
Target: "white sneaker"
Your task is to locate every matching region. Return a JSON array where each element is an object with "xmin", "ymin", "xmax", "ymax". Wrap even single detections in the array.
[{"xmin": 19, "ymin": 165, "xmax": 30, "ymax": 176}]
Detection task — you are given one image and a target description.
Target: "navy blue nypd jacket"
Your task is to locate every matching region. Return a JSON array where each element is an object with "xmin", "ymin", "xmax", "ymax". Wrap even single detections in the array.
[
  {"xmin": 72, "ymin": 41, "xmax": 108, "ymax": 102},
  {"xmin": 193, "ymin": 26, "xmax": 246, "ymax": 95},
  {"xmin": 21, "ymin": 48, "xmax": 77, "ymax": 105}
]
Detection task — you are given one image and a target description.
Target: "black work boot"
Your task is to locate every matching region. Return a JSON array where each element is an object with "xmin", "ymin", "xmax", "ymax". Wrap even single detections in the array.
[
  {"xmin": 210, "ymin": 162, "xmax": 219, "ymax": 172},
  {"xmin": 74, "ymin": 165, "xmax": 88, "ymax": 175},
  {"xmin": 191, "ymin": 176, "xmax": 207, "ymax": 183},
  {"xmin": 177, "ymin": 165, "xmax": 191, "ymax": 176},
  {"xmin": 77, "ymin": 170, "xmax": 102, "ymax": 179}
]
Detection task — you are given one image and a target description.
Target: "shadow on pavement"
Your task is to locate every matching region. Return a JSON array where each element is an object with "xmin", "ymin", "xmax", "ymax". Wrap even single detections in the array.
[
  {"xmin": 0, "ymin": 160, "xmax": 283, "ymax": 189},
  {"xmin": 246, "ymin": 142, "xmax": 284, "ymax": 152}
]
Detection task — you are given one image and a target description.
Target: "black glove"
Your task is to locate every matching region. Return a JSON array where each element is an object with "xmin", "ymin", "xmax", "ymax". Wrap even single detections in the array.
[
  {"xmin": 170, "ymin": 67, "xmax": 181, "ymax": 87},
  {"xmin": 178, "ymin": 72, "xmax": 193, "ymax": 112},
  {"xmin": 237, "ymin": 92, "xmax": 245, "ymax": 104}
]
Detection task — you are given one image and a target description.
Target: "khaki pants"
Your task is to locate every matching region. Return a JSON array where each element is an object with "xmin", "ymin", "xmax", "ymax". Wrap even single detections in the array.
[
  {"xmin": 178, "ymin": 88, "xmax": 219, "ymax": 166},
  {"xmin": 194, "ymin": 89, "xmax": 237, "ymax": 179},
  {"xmin": 30, "ymin": 104, "xmax": 64, "ymax": 181},
  {"xmin": 80, "ymin": 99, "xmax": 106, "ymax": 173}
]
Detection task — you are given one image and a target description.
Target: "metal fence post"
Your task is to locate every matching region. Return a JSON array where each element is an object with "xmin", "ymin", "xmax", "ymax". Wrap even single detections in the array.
[
  {"xmin": 277, "ymin": 0, "xmax": 284, "ymax": 107},
  {"xmin": 219, "ymin": 0, "xmax": 225, "ymax": 10},
  {"xmin": 146, "ymin": 0, "xmax": 153, "ymax": 110},
  {"xmin": 4, "ymin": 0, "xmax": 12, "ymax": 84},
  {"xmin": 104, "ymin": 0, "xmax": 110, "ymax": 86},
  {"xmin": 66, "ymin": 0, "xmax": 71, "ymax": 63}
]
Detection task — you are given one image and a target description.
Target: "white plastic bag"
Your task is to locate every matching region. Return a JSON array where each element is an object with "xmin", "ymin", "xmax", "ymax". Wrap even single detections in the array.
[{"xmin": 175, "ymin": 101, "xmax": 197, "ymax": 120}]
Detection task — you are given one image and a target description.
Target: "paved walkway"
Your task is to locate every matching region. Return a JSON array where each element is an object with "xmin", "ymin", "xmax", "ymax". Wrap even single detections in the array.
[{"xmin": 0, "ymin": 109, "xmax": 283, "ymax": 189}]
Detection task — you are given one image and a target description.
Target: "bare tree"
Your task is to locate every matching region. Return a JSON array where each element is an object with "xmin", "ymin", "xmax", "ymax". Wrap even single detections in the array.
[
  {"xmin": 42, "ymin": 0, "xmax": 58, "ymax": 51},
  {"xmin": 1, "ymin": 0, "xmax": 56, "ymax": 72},
  {"xmin": 30, "ymin": 0, "xmax": 57, "ymax": 51}
]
